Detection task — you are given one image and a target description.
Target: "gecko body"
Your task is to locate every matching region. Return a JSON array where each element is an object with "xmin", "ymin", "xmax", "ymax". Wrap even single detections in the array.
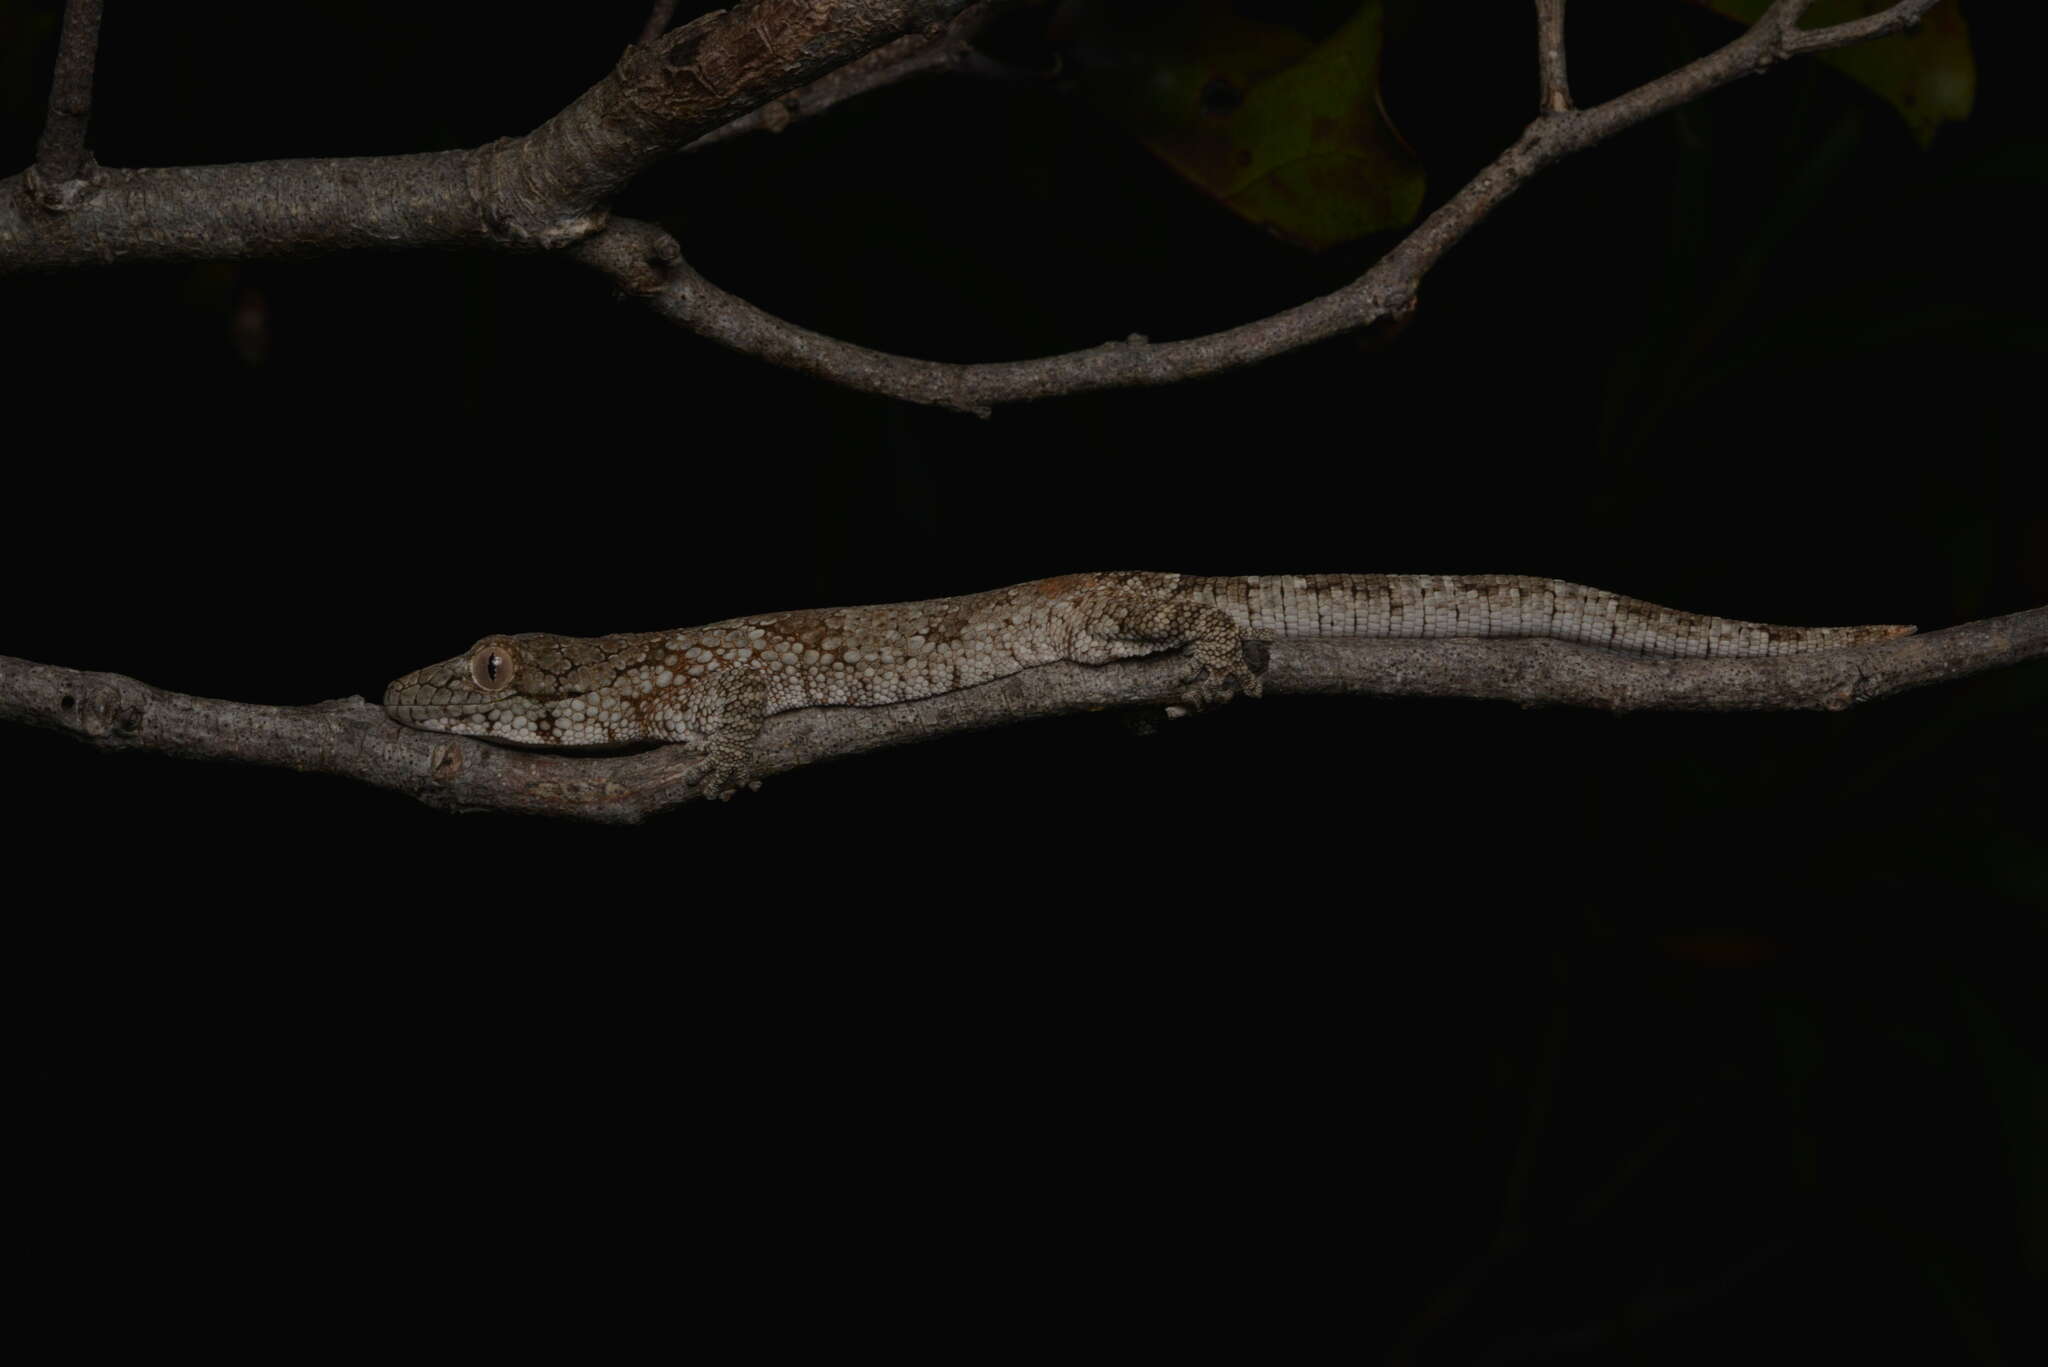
[{"xmin": 383, "ymin": 573, "xmax": 1913, "ymax": 795}]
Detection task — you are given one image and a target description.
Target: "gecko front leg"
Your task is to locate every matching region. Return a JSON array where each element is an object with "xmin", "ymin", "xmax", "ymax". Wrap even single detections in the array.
[
  {"xmin": 1070, "ymin": 582, "xmax": 1264, "ymax": 710},
  {"xmin": 668, "ymin": 667, "xmax": 767, "ymax": 800}
]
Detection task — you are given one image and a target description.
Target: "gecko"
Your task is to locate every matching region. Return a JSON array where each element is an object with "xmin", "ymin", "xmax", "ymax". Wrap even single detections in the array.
[{"xmin": 383, "ymin": 572, "xmax": 1914, "ymax": 796}]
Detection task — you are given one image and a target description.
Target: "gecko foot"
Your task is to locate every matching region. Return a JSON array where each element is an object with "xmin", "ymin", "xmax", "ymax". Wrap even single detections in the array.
[
  {"xmin": 1097, "ymin": 595, "xmax": 1264, "ymax": 713},
  {"xmin": 691, "ymin": 669, "xmax": 767, "ymax": 801},
  {"xmin": 1179, "ymin": 635, "xmax": 1263, "ymax": 712}
]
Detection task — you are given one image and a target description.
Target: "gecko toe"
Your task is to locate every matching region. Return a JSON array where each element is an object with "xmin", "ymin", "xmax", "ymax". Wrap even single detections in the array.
[{"xmin": 697, "ymin": 758, "xmax": 757, "ymax": 801}]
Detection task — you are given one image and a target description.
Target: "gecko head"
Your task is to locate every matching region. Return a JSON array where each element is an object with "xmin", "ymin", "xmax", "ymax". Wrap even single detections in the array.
[{"xmin": 383, "ymin": 632, "xmax": 659, "ymax": 748}]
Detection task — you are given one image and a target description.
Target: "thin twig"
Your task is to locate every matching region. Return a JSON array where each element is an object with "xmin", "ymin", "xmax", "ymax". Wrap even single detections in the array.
[
  {"xmin": 1472, "ymin": 1242, "xmax": 1795, "ymax": 1365},
  {"xmin": 640, "ymin": 0, "xmax": 682, "ymax": 47},
  {"xmin": 1388, "ymin": 958, "xmax": 1572, "ymax": 1365},
  {"xmin": 3, "ymin": 602, "xmax": 2036, "ymax": 823},
  {"xmin": 1784, "ymin": 0, "xmax": 1933, "ymax": 52},
  {"xmin": 578, "ymin": 0, "xmax": 1945, "ymax": 411},
  {"xmin": 30, "ymin": 0, "xmax": 104, "ymax": 208},
  {"xmin": 1393, "ymin": 1079, "xmax": 1724, "ymax": 1365},
  {"xmin": 1535, "ymin": 0, "xmax": 1570, "ymax": 112}
]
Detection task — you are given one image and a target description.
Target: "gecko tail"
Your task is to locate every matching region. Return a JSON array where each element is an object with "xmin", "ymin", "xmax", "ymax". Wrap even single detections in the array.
[
  {"xmin": 1178, "ymin": 574, "xmax": 1915, "ymax": 658},
  {"xmin": 1838, "ymin": 623, "xmax": 1917, "ymax": 644}
]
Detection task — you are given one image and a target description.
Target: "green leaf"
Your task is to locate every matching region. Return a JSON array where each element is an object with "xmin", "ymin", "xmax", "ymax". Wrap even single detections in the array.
[
  {"xmin": 1062, "ymin": 1, "xmax": 1425, "ymax": 250},
  {"xmin": 1693, "ymin": 0, "xmax": 1974, "ymax": 146}
]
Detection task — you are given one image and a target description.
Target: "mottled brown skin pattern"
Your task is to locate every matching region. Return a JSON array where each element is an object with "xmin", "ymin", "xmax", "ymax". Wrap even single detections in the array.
[{"xmin": 384, "ymin": 572, "xmax": 1912, "ymax": 796}]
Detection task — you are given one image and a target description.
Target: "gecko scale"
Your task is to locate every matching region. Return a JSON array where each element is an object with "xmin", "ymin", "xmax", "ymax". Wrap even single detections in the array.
[{"xmin": 383, "ymin": 572, "xmax": 1913, "ymax": 796}]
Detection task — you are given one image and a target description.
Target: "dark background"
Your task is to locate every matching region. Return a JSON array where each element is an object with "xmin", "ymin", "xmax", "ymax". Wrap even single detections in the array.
[{"xmin": 4, "ymin": 2, "xmax": 2041, "ymax": 1360}]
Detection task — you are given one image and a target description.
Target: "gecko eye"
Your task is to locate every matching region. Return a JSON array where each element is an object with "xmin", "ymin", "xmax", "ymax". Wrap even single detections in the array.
[{"xmin": 470, "ymin": 643, "xmax": 517, "ymax": 691}]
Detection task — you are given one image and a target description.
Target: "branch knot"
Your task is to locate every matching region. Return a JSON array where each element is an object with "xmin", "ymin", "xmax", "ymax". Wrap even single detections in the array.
[{"xmin": 21, "ymin": 158, "xmax": 100, "ymax": 213}]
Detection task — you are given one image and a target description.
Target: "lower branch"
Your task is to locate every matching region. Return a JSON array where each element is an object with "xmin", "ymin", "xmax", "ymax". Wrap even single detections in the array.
[{"xmin": 4, "ymin": 604, "xmax": 2037, "ymax": 823}]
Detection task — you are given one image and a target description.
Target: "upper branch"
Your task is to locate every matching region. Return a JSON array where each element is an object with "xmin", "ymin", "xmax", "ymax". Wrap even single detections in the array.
[
  {"xmin": 0, "ymin": 0, "xmax": 971, "ymax": 270},
  {"xmin": 3, "ymin": 602, "xmax": 2036, "ymax": 823},
  {"xmin": 29, "ymin": 0, "xmax": 104, "ymax": 208},
  {"xmin": 577, "ymin": 0, "xmax": 1947, "ymax": 411}
]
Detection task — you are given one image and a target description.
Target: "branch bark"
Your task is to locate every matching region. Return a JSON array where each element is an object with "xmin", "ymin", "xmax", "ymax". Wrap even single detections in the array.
[
  {"xmin": 1535, "ymin": 0, "xmax": 1571, "ymax": 113},
  {"xmin": 5, "ymin": 604, "xmax": 2038, "ymax": 824}
]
